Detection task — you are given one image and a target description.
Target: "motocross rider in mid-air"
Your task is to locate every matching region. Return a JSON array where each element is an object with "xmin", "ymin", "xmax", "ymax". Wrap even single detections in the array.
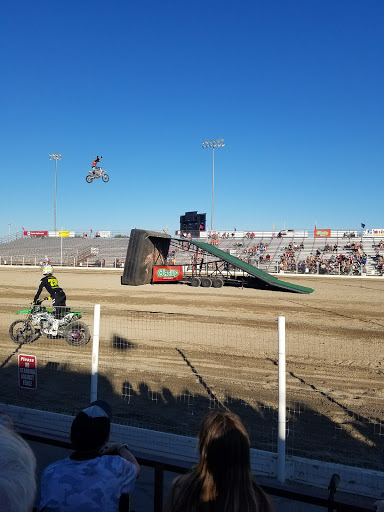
[
  {"xmin": 91, "ymin": 155, "xmax": 102, "ymax": 176},
  {"xmin": 33, "ymin": 265, "xmax": 67, "ymax": 331}
]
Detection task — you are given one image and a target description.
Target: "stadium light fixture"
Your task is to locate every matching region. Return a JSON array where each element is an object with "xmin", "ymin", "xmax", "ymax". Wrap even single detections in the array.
[
  {"xmin": 202, "ymin": 138, "xmax": 225, "ymax": 231},
  {"xmin": 49, "ymin": 153, "xmax": 62, "ymax": 232}
]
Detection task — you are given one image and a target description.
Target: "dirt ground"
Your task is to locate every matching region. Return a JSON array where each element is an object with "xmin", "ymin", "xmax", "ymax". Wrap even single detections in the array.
[{"xmin": 0, "ymin": 268, "xmax": 383, "ymax": 470}]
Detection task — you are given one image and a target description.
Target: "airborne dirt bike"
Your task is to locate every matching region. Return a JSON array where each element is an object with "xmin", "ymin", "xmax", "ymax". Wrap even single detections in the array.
[
  {"xmin": 86, "ymin": 166, "xmax": 109, "ymax": 183},
  {"xmin": 9, "ymin": 298, "xmax": 91, "ymax": 347}
]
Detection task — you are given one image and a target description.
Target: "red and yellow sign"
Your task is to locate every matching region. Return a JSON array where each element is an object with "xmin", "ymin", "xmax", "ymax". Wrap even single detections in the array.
[
  {"xmin": 153, "ymin": 266, "xmax": 183, "ymax": 282},
  {"xmin": 314, "ymin": 229, "xmax": 331, "ymax": 237}
]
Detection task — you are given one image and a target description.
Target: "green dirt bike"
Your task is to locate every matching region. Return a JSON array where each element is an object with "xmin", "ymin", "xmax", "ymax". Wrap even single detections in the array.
[{"xmin": 9, "ymin": 298, "xmax": 91, "ymax": 347}]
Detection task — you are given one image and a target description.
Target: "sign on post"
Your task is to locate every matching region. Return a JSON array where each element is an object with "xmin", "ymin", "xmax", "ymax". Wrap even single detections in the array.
[
  {"xmin": 59, "ymin": 230, "xmax": 70, "ymax": 237},
  {"xmin": 18, "ymin": 354, "xmax": 37, "ymax": 390}
]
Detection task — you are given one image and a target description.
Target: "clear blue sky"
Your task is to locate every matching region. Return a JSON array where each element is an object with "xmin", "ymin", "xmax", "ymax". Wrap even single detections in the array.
[{"xmin": 1, "ymin": 0, "xmax": 383, "ymax": 236}]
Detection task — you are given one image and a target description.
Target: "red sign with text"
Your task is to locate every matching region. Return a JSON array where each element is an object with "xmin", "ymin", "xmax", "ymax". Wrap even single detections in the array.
[
  {"xmin": 18, "ymin": 354, "xmax": 37, "ymax": 390},
  {"xmin": 24, "ymin": 231, "xmax": 48, "ymax": 237},
  {"xmin": 153, "ymin": 266, "xmax": 183, "ymax": 282},
  {"xmin": 314, "ymin": 229, "xmax": 331, "ymax": 237}
]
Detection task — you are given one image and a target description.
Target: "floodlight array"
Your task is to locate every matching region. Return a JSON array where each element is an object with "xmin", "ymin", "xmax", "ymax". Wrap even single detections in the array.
[{"xmin": 202, "ymin": 139, "xmax": 225, "ymax": 149}]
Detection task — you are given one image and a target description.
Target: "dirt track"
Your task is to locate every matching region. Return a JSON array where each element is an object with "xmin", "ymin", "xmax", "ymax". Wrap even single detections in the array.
[{"xmin": 0, "ymin": 268, "xmax": 383, "ymax": 469}]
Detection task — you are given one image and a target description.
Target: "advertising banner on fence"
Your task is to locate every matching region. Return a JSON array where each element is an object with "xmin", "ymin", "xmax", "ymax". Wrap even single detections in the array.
[
  {"xmin": 366, "ymin": 229, "xmax": 384, "ymax": 237},
  {"xmin": 314, "ymin": 229, "xmax": 331, "ymax": 237},
  {"xmin": 18, "ymin": 354, "xmax": 37, "ymax": 390},
  {"xmin": 153, "ymin": 266, "xmax": 183, "ymax": 282},
  {"xmin": 97, "ymin": 231, "xmax": 111, "ymax": 238},
  {"xmin": 24, "ymin": 230, "xmax": 48, "ymax": 237}
]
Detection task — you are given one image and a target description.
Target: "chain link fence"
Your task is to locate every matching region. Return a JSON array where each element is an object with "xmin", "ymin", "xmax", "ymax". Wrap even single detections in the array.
[{"xmin": 1, "ymin": 303, "xmax": 383, "ymax": 471}]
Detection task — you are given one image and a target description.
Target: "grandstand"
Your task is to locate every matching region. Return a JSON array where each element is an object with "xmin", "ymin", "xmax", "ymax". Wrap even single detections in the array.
[{"xmin": 1, "ymin": 229, "xmax": 383, "ymax": 276}]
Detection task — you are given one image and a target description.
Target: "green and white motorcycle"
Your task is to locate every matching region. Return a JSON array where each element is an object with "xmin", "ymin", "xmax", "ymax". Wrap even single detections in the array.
[{"xmin": 9, "ymin": 298, "xmax": 91, "ymax": 346}]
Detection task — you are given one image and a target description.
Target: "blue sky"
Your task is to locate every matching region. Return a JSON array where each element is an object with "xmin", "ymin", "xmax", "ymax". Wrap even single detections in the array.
[{"xmin": 1, "ymin": 0, "xmax": 383, "ymax": 236}]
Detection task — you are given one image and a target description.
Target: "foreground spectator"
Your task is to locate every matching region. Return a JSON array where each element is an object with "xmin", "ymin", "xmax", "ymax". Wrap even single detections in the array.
[
  {"xmin": 163, "ymin": 409, "xmax": 274, "ymax": 512},
  {"xmin": 0, "ymin": 421, "xmax": 37, "ymax": 512},
  {"xmin": 38, "ymin": 400, "xmax": 140, "ymax": 512}
]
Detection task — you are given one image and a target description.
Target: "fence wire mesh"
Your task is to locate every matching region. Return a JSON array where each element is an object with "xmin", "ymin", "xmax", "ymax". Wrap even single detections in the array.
[
  {"xmin": 0, "ymin": 303, "xmax": 94, "ymax": 415},
  {"xmin": 284, "ymin": 320, "xmax": 384, "ymax": 470},
  {"xmin": 96, "ymin": 308, "xmax": 279, "ymax": 454},
  {"xmin": 1, "ymin": 303, "xmax": 383, "ymax": 472}
]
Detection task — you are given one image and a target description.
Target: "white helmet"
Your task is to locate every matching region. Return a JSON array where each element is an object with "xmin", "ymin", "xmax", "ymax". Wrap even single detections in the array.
[{"xmin": 42, "ymin": 265, "xmax": 53, "ymax": 275}]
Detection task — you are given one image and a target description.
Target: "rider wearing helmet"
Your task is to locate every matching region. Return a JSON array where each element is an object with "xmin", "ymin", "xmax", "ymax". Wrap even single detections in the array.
[
  {"xmin": 91, "ymin": 155, "xmax": 102, "ymax": 176},
  {"xmin": 33, "ymin": 265, "xmax": 67, "ymax": 319}
]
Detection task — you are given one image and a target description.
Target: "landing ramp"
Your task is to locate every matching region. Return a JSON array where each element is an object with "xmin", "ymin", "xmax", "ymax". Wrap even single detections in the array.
[{"xmin": 191, "ymin": 240, "xmax": 314, "ymax": 294}]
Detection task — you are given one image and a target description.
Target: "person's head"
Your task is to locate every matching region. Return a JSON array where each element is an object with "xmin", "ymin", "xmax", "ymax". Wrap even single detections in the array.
[
  {"xmin": 42, "ymin": 264, "xmax": 53, "ymax": 276},
  {"xmin": 71, "ymin": 400, "xmax": 112, "ymax": 452},
  {"xmin": 196, "ymin": 409, "xmax": 253, "ymax": 500},
  {"xmin": 0, "ymin": 423, "xmax": 37, "ymax": 512}
]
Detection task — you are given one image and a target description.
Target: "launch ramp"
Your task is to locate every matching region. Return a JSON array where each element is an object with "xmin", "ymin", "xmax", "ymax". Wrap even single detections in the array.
[
  {"xmin": 121, "ymin": 229, "xmax": 313, "ymax": 293},
  {"xmin": 190, "ymin": 240, "xmax": 314, "ymax": 294}
]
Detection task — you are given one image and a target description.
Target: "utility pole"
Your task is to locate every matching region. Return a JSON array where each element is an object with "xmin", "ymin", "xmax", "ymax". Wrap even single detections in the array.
[
  {"xmin": 49, "ymin": 153, "xmax": 62, "ymax": 232},
  {"xmin": 202, "ymin": 139, "xmax": 225, "ymax": 231}
]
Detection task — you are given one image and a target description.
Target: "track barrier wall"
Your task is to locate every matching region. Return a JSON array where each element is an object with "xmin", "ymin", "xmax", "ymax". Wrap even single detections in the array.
[{"xmin": 0, "ymin": 304, "xmax": 384, "ymax": 501}]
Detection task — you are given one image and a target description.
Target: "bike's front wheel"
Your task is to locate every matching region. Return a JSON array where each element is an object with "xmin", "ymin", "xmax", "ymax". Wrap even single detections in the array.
[
  {"xmin": 64, "ymin": 321, "xmax": 90, "ymax": 346},
  {"xmin": 102, "ymin": 173, "xmax": 109, "ymax": 183},
  {"xmin": 86, "ymin": 175, "xmax": 93, "ymax": 183},
  {"xmin": 9, "ymin": 320, "xmax": 35, "ymax": 344}
]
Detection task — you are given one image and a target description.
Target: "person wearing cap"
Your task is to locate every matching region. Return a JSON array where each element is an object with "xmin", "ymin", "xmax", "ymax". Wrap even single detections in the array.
[{"xmin": 37, "ymin": 400, "xmax": 140, "ymax": 512}]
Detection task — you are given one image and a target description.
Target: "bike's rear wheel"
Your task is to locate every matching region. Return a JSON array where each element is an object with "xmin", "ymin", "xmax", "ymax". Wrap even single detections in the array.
[
  {"xmin": 64, "ymin": 321, "xmax": 90, "ymax": 346},
  {"xmin": 9, "ymin": 320, "xmax": 35, "ymax": 344},
  {"xmin": 102, "ymin": 173, "xmax": 109, "ymax": 183},
  {"xmin": 86, "ymin": 175, "xmax": 93, "ymax": 183}
]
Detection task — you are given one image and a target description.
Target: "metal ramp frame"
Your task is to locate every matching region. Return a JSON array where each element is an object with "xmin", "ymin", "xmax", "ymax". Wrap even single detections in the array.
[{"xmin": 187, "ymin": 239, "xmax": 314, "ymax": 294}]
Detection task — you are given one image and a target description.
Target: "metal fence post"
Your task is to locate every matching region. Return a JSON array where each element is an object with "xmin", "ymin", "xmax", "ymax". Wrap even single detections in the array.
[
  {"xmin": 90, "ymin": 304, "xmax": 101, "ymax": 402},
  {"xmin": 278, "ymin": 315, "xmax": 286, "ymax": 483}
]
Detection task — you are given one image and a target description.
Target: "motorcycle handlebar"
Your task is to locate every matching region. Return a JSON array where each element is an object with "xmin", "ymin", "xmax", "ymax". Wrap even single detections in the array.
[{"xmin": 31, "ymin": 297, "xmax": 49, "ymax": 305}]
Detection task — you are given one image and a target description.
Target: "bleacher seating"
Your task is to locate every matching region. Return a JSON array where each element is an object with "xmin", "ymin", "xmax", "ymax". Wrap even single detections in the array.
[
  {"xmin": 0, "ymin": 237, "xmax": 129, "ymax": 268},
  {"xmin": 1, "ymin": 233, "xmax": 383, "ymax": 275}
]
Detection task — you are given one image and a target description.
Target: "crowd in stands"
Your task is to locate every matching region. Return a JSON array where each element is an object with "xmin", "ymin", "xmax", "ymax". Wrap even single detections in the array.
[
  {"xmin": 167, "ymin": 233, "xmax": 384, "ymax": 276},
  {"xmin": 277, "ymin": 240, "xmax": 369, "ymax": 275}
]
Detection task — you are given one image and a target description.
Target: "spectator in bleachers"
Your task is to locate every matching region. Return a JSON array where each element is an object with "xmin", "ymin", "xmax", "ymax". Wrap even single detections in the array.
[
  {"xmin": 0, "ymin": 421, "xmax": 37, "ymax": 512},
  {"xmin": 38, "ymin": 400, "xmax": 139, "ymax": 512},
  {"xmin": 163, "ymin": 409, "xmax": 274, "ymax": 512}
]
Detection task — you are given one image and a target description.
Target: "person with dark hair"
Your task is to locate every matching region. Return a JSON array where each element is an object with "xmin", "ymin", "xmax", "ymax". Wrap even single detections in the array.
[
  {"xmin": 38, "ymin": 400, "xmax": 140, "ymax": 512},
  {"xmin": 163, "ymin": 409, "xmax": 274, "ymax": 512}
]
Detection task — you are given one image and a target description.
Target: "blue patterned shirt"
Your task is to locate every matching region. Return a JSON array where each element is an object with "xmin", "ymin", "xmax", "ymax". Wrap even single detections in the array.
[{"xmin": 38, "ymin": 455, "xmax": 137, "ymax": 511}]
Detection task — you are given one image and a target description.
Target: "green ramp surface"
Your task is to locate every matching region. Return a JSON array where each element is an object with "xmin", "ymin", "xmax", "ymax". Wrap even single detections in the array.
[{"xmin": 190, "ymin": 240, "xmax": 314, "ymax": 294}]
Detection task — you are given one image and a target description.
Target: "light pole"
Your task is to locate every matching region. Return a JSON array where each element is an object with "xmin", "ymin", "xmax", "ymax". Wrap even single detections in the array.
[
  {"xmin": 49, "ymin": 153, "xmax": 62, "ymax": 232},
  {"xmin": 8, "ymin": 223, "xmax": 11, "ymax": 242},
  {"xmin": 202, "ymin": 139, "xmax": 225, "ymax": 231}
]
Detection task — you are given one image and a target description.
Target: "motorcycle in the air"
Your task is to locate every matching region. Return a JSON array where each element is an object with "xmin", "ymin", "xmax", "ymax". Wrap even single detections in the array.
[{"xmin": 86, "ymin": 166, "xmax": 110, "ymax": 183}]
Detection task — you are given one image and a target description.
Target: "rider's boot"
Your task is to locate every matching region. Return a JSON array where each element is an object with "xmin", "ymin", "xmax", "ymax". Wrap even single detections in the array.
[{"xmin": 51, "ymin": 319, "xmax": 59, "ymax": 335}]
